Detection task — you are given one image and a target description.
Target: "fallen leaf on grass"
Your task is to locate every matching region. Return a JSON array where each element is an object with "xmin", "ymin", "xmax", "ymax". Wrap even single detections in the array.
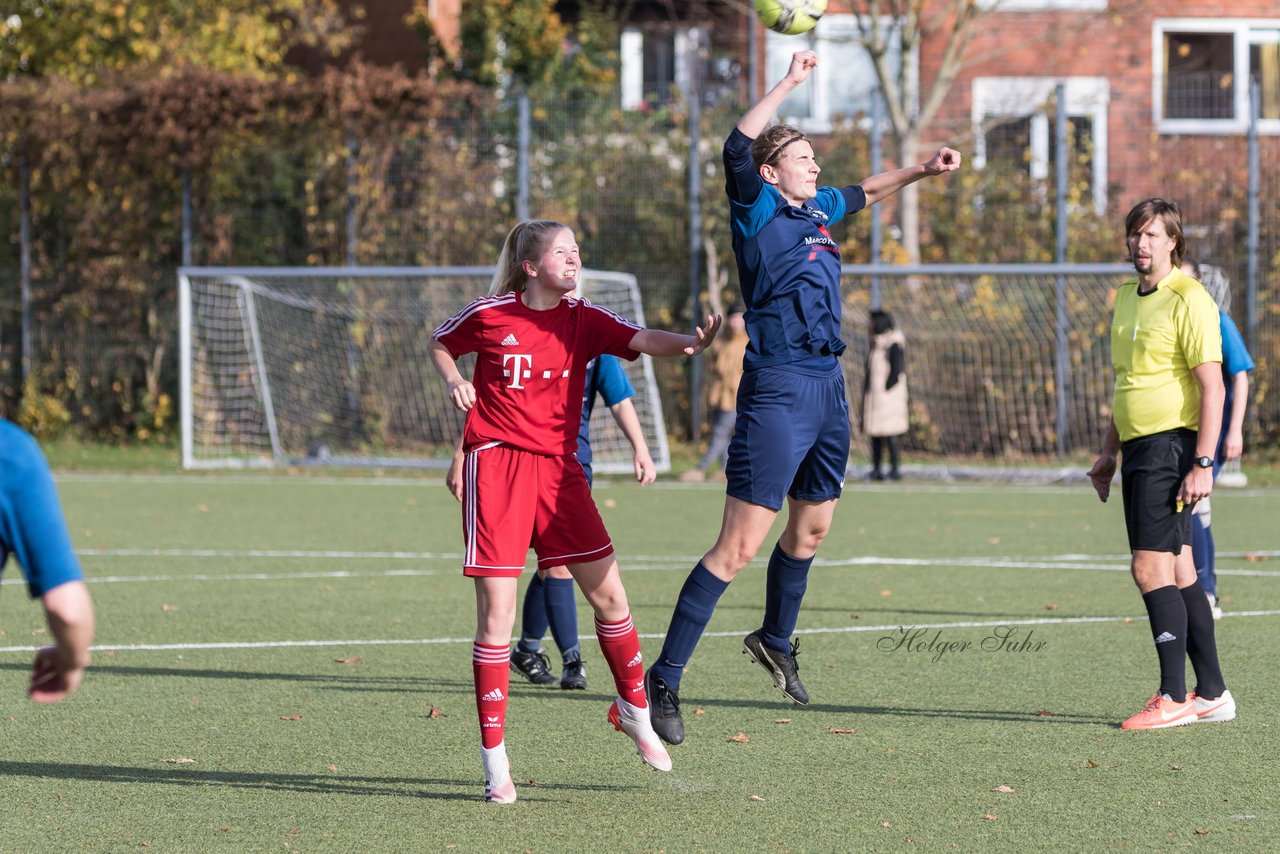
[
  {"xmin": 162, "ymin": 758, "xmax": 195, "ymax": 764},
  {"xmin": 1035, "ymin": 709, "xmax": 1057, "ymax": 717},
  {"xmin": 827, "ymin": 727, "xmax": 857, "ymax": 734},
  {"xmin": 334, "ymin": 656, "xmax": 361, "ymax": 665},
  {"xmin": 161, "ymin": 604, "xmax": 176, "ymax": 612},
  {"xmin": 326, "ymin": 765, "xmax": 338, "ymax": 772},
  {"xmin": 1193, "ymin": 828, "xmax": 1211, "ymax": 836},
  {"xmin": 727, "ymin": 732, "xmax": 750, "ymax": 743},
  {"xmin": 988, "ymin": 537, "xmax": 1001, "ymax": 545},
  {"xmin": 280, "ymin": 714, "xmax": 303, "ymax": 721},
  {"xmin": 428, "ymin": 705, "xmax": 446, "ymax": 718},
  {"xmin": 881, "ymin": 822, "xmax": 891, "ymax": 828},
  {"xmin": 880, "ymin": 589, "xmax": 893, "ymax": 597},
  {"xmin": 525, "ymin": 779, "xmax": 539, "ymax": 788},
  {"xmin": 749, "ymin": 795, "xmax": 765, "ymax": 802},
  {"xmin": 1171, "ymin": 765, "xmax": 1183, "ymax": 771},
  {"xmin": 773, "ymin": 718, "xmax": 792, "ymax": 724},
  {"xmin": 1044, "ymin": 603, "xmax": 1059, "ymax": 610},
  {"xmin": 1086, "ymin": 759, "xmax": 1100, "ymax": 768},
  {"xmin": 1243, "ymin": 553, "xmax": 1266, "ymax": 562},
  {"xmin": 694, "ymin": 708, "xmax": 705, "ymax": 716},
  {"xmin": 984, "ymin": 814, "xmax": 998, "ymax": 821},
  {"xmin": 994, "ymin": 785, "xmax": 1014, "ymax": 793}
]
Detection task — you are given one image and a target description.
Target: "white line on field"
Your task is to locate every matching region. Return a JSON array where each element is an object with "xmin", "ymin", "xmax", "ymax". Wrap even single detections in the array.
[{"xmin": 1, "ymin": 610, "xmax": 1279, "ymax": 655}]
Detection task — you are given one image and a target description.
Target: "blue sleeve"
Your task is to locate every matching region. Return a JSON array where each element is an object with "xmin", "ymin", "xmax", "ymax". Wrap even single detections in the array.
[
  {"xmin": 723, "ymin": 127, "xmax": 763, "ymax": 204},
  {"xmin": 595, "ymin": 355, "xmax": 636, "ymax": 408},
  {"xmin": 0, "ymin": 422, "xmax": 84, "ymax": 598},
  {"xmin": 1219, "ymin": 312, "xmax": 1255, "ymax": 375}
]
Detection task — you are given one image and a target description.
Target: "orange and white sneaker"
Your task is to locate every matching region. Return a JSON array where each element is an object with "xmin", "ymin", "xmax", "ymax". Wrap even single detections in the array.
[
  {"xmin": 481, "ymin": 742, "xmax": 517, "ymax": 804},
  {"xmin": 1120, "ymin": 693, "xmax": 1197, "ymax": 730},
  {"xmin": 608, "ymin": 697, "xmax": 673, "ymax": 772},
  {"xmin": 1190, "ymin": 689, "xmax": 1237, "ymax": 723}
]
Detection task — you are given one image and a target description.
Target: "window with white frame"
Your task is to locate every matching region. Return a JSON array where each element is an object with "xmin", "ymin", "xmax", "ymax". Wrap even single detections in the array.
[
  {"xmin": 620, "ymin": 26, "xmax": 704, "ymax": 110},
  {"xmin": 764, "ymin": 15, "xmax": 908, "ymax": 132},
  {"xmin": 971, "ymin": 77, "xmax": 1109, "ymax": 213},
  {"xmin": 1155, "ymin": 19, "xmax": 1280, "ymax": 134}
]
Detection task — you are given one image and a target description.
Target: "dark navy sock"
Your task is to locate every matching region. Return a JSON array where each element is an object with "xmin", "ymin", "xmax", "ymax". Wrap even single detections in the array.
[
  {"xmin": 1142, "ymin": 585, "xmax": 1188, "ymax": 701},
  {"xmin": 1180, "ymin": 581, "xmax": 1226, "ymax": 699},
  {"xmin": 543, "ymin": 576, "xmax": 580, "ymax": 661},
  {"xmin": 517, "ymin": 574, "xmax": 548, "ymax": 654},
  {"xmin": 650, "ymin": 562, "xmax": 730, "ymax": 691},
  {"xmin": 1190, "ymin": 510, "xmax": 1217, "ymax": 597},
  {"xmin": 761, "ymin": 543, "xmax": 813, "ymax": 652}
]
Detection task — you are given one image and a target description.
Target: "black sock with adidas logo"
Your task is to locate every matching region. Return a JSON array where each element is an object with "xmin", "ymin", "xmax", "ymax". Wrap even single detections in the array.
[{"xmin": 1142, "ymin": 585, "xmax": 1188, "ymax": 702}]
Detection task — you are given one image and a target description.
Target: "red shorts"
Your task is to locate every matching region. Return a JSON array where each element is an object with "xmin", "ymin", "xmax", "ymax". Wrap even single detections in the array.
[{"xmin": 460, "ymin": 442, "xmax": 614, "ymax": 577}]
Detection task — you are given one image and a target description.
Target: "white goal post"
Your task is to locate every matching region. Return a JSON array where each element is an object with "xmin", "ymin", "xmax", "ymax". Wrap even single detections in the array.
[{"xmin": 178, "ymin": 266, "xmax": 671, "ymax": 473}]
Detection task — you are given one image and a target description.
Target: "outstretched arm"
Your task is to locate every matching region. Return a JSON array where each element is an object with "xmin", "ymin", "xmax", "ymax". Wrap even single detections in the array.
[
  {"xmin": 737, "ymin": 51, "xmax": 818, "ymax": 139},
  {"xmin": 609, "ymin": 398, "xmax": 656, "ymax": 484},
  {"xmin": 859, "ymin": 147, "xmax": 962, "ymax": 206},
  {"xmin": 629, "ymin": 314, "xmax": 723, "ymax": 357}
]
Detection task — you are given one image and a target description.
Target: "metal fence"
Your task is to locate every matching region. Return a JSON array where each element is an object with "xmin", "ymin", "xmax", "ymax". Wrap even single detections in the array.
[{"xmin": 1, "ymin": 78, "xmax": 1277, "ymax": 456}]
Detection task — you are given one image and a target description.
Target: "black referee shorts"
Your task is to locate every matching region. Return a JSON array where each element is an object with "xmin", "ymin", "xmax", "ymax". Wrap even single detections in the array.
[{"xmin": 1120, "ymin": 428, "xmax": 1196, "ymax": 554}]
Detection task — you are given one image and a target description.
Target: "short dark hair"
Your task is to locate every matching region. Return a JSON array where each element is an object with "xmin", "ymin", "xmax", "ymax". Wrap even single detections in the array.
[
  {"xmin": 870, "ymin": 309, "xmax": 895, "ymax": 336},
  {"xmin": 1125, "ymin": 198, "xmax": 1186, "ymax": 267}
]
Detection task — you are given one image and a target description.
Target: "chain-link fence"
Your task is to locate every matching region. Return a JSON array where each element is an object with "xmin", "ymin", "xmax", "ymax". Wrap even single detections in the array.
[{"xmin": 1, "ymin": 76, "xmax": 1277, "ymax": 457}]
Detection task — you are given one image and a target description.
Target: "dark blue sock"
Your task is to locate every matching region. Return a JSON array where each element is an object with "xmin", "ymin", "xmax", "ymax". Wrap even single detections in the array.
[
  {"xmin": 1191, "ymin": 510, "xmax": 1217, "ymax": 597},
  {"xmin": 517, "ymin": 574, "xmax": 548, "ymax": 654},
  {"xmin": 762, "ymin": 542, "xmax": 813, "ymax": 652},
  {"xmin": 1142, "ymin": 585, "xmax": 1188, "ymax": 702},
  {"xmin": 650, "ymin": 562, "xmax": 730, "ymax": 691},
  {"xmin": 543, "ymin": 576, "xmax": 580, "ymax": 660},
  {"xmin": 1180, "ymin": 581, "xmax": 1225, "ymax": 699}
]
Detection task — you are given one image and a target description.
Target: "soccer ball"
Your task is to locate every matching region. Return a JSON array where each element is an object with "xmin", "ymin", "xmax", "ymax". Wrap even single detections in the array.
[{"xmin": 754, "ymin": 0, "xmax": 827, "ymax": 36}]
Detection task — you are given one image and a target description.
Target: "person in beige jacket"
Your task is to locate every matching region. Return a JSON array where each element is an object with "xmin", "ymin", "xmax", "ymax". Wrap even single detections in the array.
[
  {"xmin": 682, "ymin": 306, "xmax": 748, "ymax": 481},
  {"xmin": 862, "ymin": 309, "xmax": 908, "ymax": 480}
]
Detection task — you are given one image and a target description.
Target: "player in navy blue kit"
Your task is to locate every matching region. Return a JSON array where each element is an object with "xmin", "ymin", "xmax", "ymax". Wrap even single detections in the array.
[
  {"xmin": 645, "ymin": 50, "xmax": 961, "ymax": 745},
  {"xmin": 1, "ymin": 420, "xmax": 96, "ymax": 703}
]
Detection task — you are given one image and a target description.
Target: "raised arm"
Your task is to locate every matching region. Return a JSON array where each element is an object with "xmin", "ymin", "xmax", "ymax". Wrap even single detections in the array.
[
  {"xmin": 737, "ymin": 51, "xmax": 818, "ymax": 139},
  {"xmin": 859, "ymin": 147, "xmax": 962, "ymax": 206},
  {"xmin": 629, "ymin": 314, "xmax": 723, "ymax": 358}
]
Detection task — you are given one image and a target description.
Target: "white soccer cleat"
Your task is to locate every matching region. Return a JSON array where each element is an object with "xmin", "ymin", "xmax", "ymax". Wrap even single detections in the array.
[
  {"xmin": 481, "ymin": 742, "xmax": 517, "ymax": 804},
  {"xmin": 1191, "ymin": 689, "xmax": 1237, "ymax": 723},
  {"xmin": 608, "ymin": 697, "xmax": 673, "ymax": 772}
]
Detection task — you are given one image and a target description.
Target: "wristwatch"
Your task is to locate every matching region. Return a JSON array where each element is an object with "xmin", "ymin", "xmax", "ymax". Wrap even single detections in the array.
[{"xmin": 1194, "ymin": 456, "xmax": 1215, "ymax": 469}]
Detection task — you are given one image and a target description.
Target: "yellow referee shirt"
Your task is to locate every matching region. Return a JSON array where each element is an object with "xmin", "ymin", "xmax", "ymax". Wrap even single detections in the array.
[{"xmin": 1110, "ymin": 268, "xmax": 1222, "ymax": 442}]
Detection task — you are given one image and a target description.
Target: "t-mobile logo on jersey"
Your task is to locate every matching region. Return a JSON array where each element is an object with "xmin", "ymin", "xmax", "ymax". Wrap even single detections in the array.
[{"xmin": 502, "ymin": 354, "xmax": 533, "ymax": 389}]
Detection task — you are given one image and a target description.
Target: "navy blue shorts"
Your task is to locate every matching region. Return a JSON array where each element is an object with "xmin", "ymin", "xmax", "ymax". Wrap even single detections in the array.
[
  {"xmin": 725, "ymin": 360, "xmax": 850, "ymax": 511},
  {"xmin": 1120, "ymin": 428, "xmax": 1195, "ymax": 554}
]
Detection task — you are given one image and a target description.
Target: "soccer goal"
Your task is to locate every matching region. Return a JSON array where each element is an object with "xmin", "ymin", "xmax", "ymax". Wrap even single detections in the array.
[{"xmin": 178, "ymin": 266, "xmax": 671, "ymax": 472}]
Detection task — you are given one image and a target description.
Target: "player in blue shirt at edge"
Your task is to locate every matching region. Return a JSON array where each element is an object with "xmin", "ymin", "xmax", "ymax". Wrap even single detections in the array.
[
  {"xmin": 448, "ymin": 355, "xmax": 655, "ymax": 690},
  {"xmin": 0, "ymin": 420, "xmax": 96, "ymax": 704},
  {"xmin": 1181, "ymin": 257, "xmax": 1255, "ymax": 620},
  {"xmin": 645, "ymin": 50, "xmax": 961, "ymax": 745}
]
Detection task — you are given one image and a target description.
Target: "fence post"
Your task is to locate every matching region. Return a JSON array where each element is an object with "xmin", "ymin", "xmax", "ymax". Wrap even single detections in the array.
[
  {"xmin": 1053, "ymin": 84, "xmax": 1069, "ymax": 458},
  {"xmin": 345, "ymin": 131, "xmax": 358, "ymax": 266},
  {"xmin": 19, "ymin": 151, "xmax": 32, "ymax": 384},
  {"xmin": 1246, "ymin": 77, "xmax": 1259, "ymax": 355},
  {"xmin": 517, "ymin": 91, "xmax": 531, "ymax": 223},
  {"xmin": 687, "ymin": 29, "xmax": 704, "ymax": 442},
  {"xmin": 870, "ymin": 94, "xmax": 883, "ymax": 310}
]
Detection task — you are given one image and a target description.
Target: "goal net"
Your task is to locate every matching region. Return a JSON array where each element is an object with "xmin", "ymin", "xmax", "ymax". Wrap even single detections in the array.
[{"xmin": 179, "ymin": 267, "xmax": 671, "ymax": 472}]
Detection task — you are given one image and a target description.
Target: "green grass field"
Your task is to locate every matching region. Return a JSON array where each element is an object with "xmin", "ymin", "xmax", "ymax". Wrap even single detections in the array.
[{"xmin": 1, "ymin": 471, "xmax": 1277, "ymax": 852}]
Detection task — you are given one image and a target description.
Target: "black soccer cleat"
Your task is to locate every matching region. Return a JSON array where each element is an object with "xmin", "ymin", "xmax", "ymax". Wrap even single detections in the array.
[
  {"xmin": 510, "ymin": 649, "xmax": 558, "ymax": 685},
  {"xmin": 560, "ymin": 651, "xmax": 587, "ymax": 690},
  {"xmin": 743, "ymin": 629, "xmax": 809, "ymax": 705},
  {"xmin": 645, "ymin": 670, "xmax": 685, "ymax": 745}
]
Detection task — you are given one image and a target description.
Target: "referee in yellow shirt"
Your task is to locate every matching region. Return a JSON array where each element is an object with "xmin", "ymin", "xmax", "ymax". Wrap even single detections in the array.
[{"xmin": 1088, "ymin": 198, "xmax": 1236, "ymax": 730}]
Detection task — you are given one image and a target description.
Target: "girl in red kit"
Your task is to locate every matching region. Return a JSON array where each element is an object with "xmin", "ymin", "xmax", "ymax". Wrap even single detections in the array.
[{"xmin": 429, "ymin": 220, "xmax": 721, "ymax": 803}]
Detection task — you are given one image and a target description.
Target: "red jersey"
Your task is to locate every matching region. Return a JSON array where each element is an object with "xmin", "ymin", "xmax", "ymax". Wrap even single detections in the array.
[{"xmin": 433, "ymin": 291, "xmax": 642, "ymax": 455}]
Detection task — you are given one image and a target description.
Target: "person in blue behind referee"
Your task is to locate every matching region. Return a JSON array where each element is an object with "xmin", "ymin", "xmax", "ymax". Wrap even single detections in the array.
[
  {"xmin": 0, "ymin": 420, "xmax": 96, "ymax": 703},
  {"xmin": 645, "ymin": 49, "xmax": 961, "ymax": 745}
]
